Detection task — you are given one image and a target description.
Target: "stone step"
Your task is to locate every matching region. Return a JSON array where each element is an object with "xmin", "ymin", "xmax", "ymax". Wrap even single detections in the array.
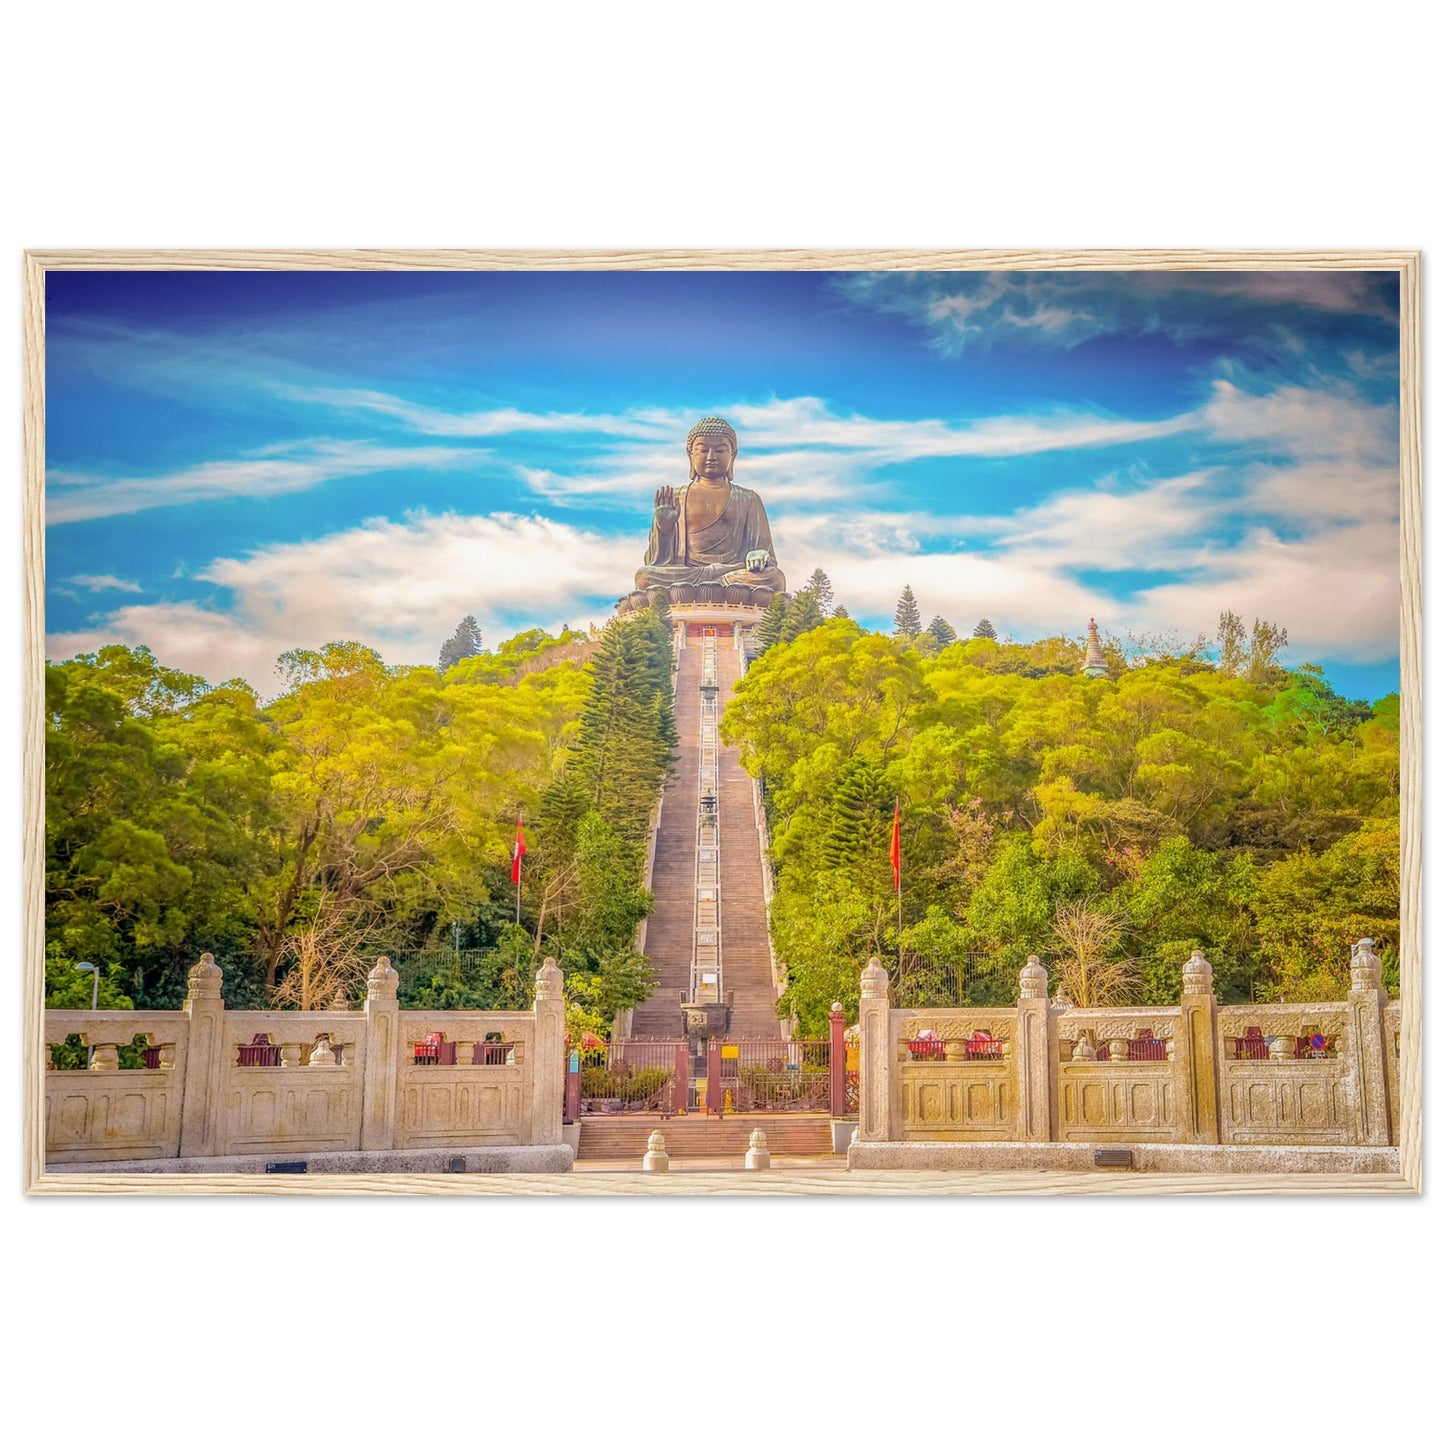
[{"xmin": 576, "ymin": 1113, "xmax": 834, "ymax": 1160}]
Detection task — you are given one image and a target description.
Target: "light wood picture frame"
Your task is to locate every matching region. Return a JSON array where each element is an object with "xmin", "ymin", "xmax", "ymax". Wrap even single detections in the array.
[{"xmin": 22, "ymin": 247, "xmax": 1422, "ymax": 1196}]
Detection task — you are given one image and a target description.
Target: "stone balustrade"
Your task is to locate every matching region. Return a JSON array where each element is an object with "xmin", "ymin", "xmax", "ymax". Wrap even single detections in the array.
[
  {"xmin": 855, "ymin": 942, "xmax": 1400, "ymax": 1159},
  {"xmin": 44, "ymin": 953, "xmax": 567, "ymax": 1165}
]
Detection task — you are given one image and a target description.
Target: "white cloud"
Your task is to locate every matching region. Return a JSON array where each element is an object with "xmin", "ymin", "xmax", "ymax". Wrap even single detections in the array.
[
  {"xmin": 46, "ymin": 512, "xmax": 640, "ymax": 693},
  {"xmin": 836, "ymin": 271, "xmax": 1399, "ymax": 354},
  {"xmin": 1132, "ymin": 516, "xmax": 1400, "ymax": 661},
  {"xmin": 280, "ymin": 387, "xmax": 672, "ymax": 440},
  {"xmin": 69, "ymin": 573, "xmax": 142, "ymax": 593},
  {"xmin": 1201, "ymin": 379, "xmax": 1398, "ymax": 463},
  {"xmin": 47, "ymin": 440, "xmax": 479, "ymax": 524},
  {"xmin": 301, "ymin": 387, "xmax": 1201, "ymax": 473}
]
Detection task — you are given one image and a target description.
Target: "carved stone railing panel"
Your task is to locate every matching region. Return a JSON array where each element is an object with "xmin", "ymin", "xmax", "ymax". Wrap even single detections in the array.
[
  {"xmin": 897, "ymin": 1061, "xmax": 1014, "ymax": 1140},
  {"xmin": 219, "ymin": 1068, "xmax": 363, "ymax": 1155},
  {"xmin": 45, "ymin": 1069, "xmax": 182, "ymax": 1161},
  {"xmin": 1218, "ymin": 1057, "xmax": 1354, "ymax": 1144},
  {"xmin": 1056, "ymin": 1062, "xmax": 1178, "ymax": 1142},
  {"xmin": 395, "ymin": 1068, "xmax": 529, "ymax": 1149}
]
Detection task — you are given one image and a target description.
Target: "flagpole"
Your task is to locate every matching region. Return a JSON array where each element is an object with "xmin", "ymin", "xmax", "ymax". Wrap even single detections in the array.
[
  {"xmin": 893, "ymin": 798, "xmax": 903, "ymax": 972},
  {"xmin": 513, "ymin": 815, "xmax": 524, "ymax": 927}
]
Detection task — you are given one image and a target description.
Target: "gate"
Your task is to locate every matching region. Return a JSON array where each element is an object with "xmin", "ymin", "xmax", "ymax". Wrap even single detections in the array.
[
  {"xmin": 574, "ymin": 1040, "xmax": 689, "ymax": 1115},
  {"xmin": 710, "ymin": 1038, "xmax": 832, "ymax": 1112},
  {"xmin": 566, "ymin": 1009, "xmax": 858, "ymax": 1122}
]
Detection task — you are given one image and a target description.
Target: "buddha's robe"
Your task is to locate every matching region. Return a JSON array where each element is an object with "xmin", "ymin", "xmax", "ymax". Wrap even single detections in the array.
[{"xmin": 635, "ymin": 482, "xmax": 785, "ymax": 592}]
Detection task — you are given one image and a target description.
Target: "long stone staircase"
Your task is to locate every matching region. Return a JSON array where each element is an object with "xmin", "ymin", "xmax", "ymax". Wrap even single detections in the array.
[{"xmin": 627, "ymin": 636, "xmax": 783, "ymax": 1042}]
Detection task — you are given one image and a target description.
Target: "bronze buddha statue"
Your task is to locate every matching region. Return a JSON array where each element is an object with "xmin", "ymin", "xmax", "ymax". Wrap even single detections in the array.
[{"xmin": 635, "ymin": 416, "xmax": 785, "ymax": 595}]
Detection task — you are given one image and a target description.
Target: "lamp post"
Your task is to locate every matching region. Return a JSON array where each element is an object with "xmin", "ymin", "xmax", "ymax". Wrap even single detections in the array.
[{"xmin": 75, "ymin": 961, "xmax": 99, "ymax": 1067}]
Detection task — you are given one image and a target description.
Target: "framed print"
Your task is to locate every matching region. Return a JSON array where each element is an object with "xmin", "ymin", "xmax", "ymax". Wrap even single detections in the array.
[{"xmin": 22, "ymin": 248, "xmax": 1421, "ymax": 1195}]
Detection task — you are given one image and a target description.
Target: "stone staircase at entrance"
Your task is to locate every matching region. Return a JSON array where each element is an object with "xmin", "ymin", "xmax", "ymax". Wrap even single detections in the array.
[
  {"xmin": 576, "ymin": 1113, "xmax": 833, "ymax": 1161},
  {"xmin": 628, "ymin": 637, "xmax": 783, "ymax": 1041}
]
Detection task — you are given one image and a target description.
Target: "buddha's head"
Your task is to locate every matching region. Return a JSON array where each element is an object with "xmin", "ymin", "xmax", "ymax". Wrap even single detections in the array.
[{"xmin": 686, "ymin": 416, "xmax": 737, "ymax": 483}]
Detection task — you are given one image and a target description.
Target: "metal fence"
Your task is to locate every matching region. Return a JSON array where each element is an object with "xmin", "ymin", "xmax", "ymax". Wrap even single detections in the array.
[
  {"xmin": 578, "ymin": 1040, "xmax": 682, "ymax": 1113},
  {"xmin": 717, "ymin": 1038, "xmax": 832, "ymax": 1112},
  {"xmin": 889, "ymin": 954, "xmax": 1019, "ymax": 1009}
]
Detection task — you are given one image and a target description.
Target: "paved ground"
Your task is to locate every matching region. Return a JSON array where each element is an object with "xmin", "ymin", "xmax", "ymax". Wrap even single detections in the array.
[{"xmin": 572, "ymin": 1153, "xmax": 849, "ymax": 1173}]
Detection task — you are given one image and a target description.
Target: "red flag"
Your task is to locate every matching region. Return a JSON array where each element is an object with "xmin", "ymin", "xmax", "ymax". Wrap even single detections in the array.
[
  {"xmin": 511, "ymin": 819, "xmax": 528, "ymax": 885},
  {"xmin": 890, "ymin": 802, "xmax": 901, "ymax": 891}
]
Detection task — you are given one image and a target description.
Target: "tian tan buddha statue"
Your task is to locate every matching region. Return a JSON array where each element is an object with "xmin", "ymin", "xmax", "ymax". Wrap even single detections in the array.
[{"xmin": 634, "ymin": 416, "xmax": 786, "ymax": 596}]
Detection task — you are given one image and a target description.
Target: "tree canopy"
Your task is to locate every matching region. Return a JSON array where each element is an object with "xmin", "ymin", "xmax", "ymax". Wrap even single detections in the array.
[
  {"xmin": 43, "ymin": 618, "xmax": 668, "ymax": 1036},
  {"xmin": 720, "ymin": 620, "xmax": 1399, "ymax": 1030}
]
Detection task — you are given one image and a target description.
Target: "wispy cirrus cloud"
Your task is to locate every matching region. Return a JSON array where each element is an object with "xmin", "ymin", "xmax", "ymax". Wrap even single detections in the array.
[
  {"xmin": 277, "ymin": 386, "xmax": 674, "ymax": 440},
  {"xmin": 47, "ymin": 439, "xmax": 479, "ymax": 524},
  {"xmin": 835, "ymin": 271, "xmax": 1400, "ymax": 356},
  {"xmin": 69, "ymin": 573, "xmax": 143, "ymax": 593},
  {"xmin": 296, "ymin": 387, "xmax": 1200, "ymax": 467}
]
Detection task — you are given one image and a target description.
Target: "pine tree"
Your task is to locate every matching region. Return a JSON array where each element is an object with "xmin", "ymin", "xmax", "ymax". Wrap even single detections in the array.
[
  {"xmin": 832, "ymin": 604, "xmax": 850, "ymax": 620},
  {"xmin": 803, "ymin": 567, "xmax": 834, "ymax": 614},
  {"xmin": 754, "ymin": 594, "xmax": 789, "ymax": 653},
  {"xmin": 438, "ymin": 615, "xmax": 483, "ymax": 672},
  {"xmin": 781, "ymin": 589, "xmax": 824, "ymax": 644},
  {"xmin": 971, "ymin": 618, "xmax": 997, "ymax": 641},
  {"xmin": 820, "ymin": 759, "xmax": 894, "ymax": 872},
  {"xmin": 928, "ymin": 616, "xmax": 958, "ymax": 647},
  {"xmin": 567, "ymin": 612, "xmax": 676, "ymax": 844},
  {"xmin": 894, "ymin": 586, "xmax": 922, "ymax": 640}
]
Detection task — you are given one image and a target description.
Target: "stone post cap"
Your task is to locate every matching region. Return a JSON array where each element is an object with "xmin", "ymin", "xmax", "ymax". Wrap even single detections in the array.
[
  {"xmin": 861, "ymin": 956, "xmax": 890, "ymax": 1001},
  {"xmin": 186, "ymin": 952, "xmax": 222, "ymax": 999},
  {"xmin": 748, "ymin": 1128, "xmax": 768, "ymax": 1149},
  {"xmin": 1019, "ymin": 955, "xmax": 1048, "ymax": 999},
  {"xmin": 646, "ymin": 1131, "xmax": 667, "ymax": 1153},
  {"xmin": 1350, "ymin": 938, "xmax": 1383, "ymax": 991},
  {"xmin": 367, "ymin": 956, "xmax": 399, "ymax": 999},
  {"xmin": 1182, "ymin": 948, "xmax": 1215, "ymax": 996},
  {"xmin": 829, "ymin": 1001, "xmax": 844, "ymax": 1015},
  {"xmin": 536, "ymin": 957, "xmax": 565, "ymax": 1001}
]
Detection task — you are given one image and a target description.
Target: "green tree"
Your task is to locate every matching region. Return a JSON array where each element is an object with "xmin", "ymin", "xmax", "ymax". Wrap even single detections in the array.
[
  {"xmin": 438, "ymin": 615, "xmax": 483, "ymax": 673},
  {"xmin": 928, "ymin": 616, "xmax": 958, "ymax": 648},
  {"xmin": 780, "ymin": 588, "xmax": 824, "ymax": 644},
  {"xmin": 1215, "ymin": 610, "xmax": 1247, "ymax": 677},
  {"xmin": 972, "ymin": 618, "xmax": 998, "ymax": 641},
  {"xmin": 802, "ymin": 567, "xmax": 835, "ymax": 613},
  {"xmin": 894, "ymin": 585, "xmax": 923, "ymax": 640},
  {"xmin": 1248, "ymin": 617, "xmax": 1290, "ymax": 683},
  {"xmin": 753, "ymin": 594, "xmax": 789, "ymax": 653},
  {"xmin": 566, "ymin": 610, "xmax": 675, "ymax": 844}
]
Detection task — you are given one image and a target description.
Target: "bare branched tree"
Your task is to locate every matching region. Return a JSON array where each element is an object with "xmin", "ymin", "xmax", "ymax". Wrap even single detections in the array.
[
  {"xmin": 271, "ymin": 891, "xmax": 377, "ymax": 1010},
  {"xmin": 1049, "ymin": 898, "xmax": 1139, "ymax": 1007}
]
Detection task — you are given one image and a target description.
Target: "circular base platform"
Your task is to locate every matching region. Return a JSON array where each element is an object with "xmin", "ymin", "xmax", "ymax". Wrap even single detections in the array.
[{"xmin": 615, "ymin": 582, "xmax": 781, "ymax": 617}]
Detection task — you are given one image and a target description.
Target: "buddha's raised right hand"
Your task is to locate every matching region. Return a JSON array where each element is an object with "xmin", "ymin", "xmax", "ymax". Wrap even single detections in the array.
[{"xmin": 653, "ymin": 485, "xmax": 680, "ymax": 529}]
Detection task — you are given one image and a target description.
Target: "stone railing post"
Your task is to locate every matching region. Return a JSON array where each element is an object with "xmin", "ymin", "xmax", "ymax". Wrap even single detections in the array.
[
  {"xmin": 1177, "ymin": 949, "xmax": 1220, "ymax": 1144},
  {"xmin": 530, "ymin": 958, "xmax": 566, "ymax": 1146},
  {"xmin": 360, "ymin": 956, "xmax": 400, "ymax": 1152},
  {"xmin": 179, "ymin": 952, "xmax": 225, "ymax": 1158},
  {"xmin": 1015, "ymin": 956, "xmax": 1053, "ymax": 1141},
  {"xmin": 1347, "ymin": 939, "xmax": 1391, "ymax": 1145},
  {"xmin": 857, "ymin": 956, "xmax": 892, "ymax": 1142}
]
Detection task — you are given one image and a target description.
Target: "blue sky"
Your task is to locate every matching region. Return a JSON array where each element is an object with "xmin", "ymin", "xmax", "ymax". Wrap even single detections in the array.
[{"xmin": 44, "ymin": 268, "xmax": 1402, "ymax": 701}]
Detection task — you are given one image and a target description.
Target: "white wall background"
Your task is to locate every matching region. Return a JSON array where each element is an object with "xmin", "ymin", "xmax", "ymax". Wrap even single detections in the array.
[{"xmin": 4, "ymin": 4, "xmax": 1439, "ymax": 1439}]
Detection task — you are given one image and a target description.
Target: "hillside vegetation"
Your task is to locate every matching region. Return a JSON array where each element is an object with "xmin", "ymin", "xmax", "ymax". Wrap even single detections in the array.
[
  {"xmin": 44, "ymin": 607, "xmax": 677, "ymax": 1041},
  {"xmin": 720, "ymin": 620, "xmax": 1399, "ymax": 1031}
]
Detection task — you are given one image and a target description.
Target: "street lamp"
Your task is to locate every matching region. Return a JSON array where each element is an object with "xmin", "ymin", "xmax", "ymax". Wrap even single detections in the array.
[
  {"xmin": 75, "ymin": 960, "xmax": 100, "ymax": 1010},
  {"xmin": 75, "ymin": 961, "xmax": 99, "ymax": 1067}
]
